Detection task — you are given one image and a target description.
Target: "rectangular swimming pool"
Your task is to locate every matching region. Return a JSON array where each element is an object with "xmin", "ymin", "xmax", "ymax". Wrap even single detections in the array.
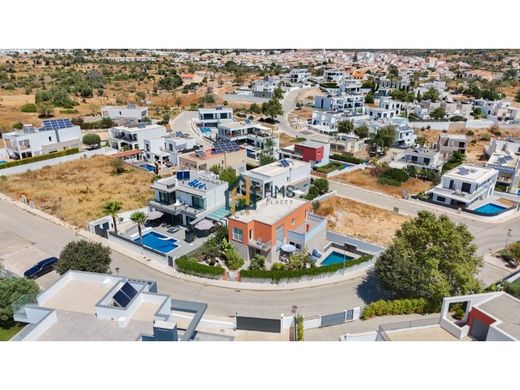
[
  {"xmin": 320, "ymin": 251, "xmax": 354, "ymax": 266},
  {"xmin": 140, "ymin": 163, "xmax": 156, "ymax": 173},
  {"xmin": 473, "ymin": 203, "xmax": 507, "ymax": 215},
  {"xmin": 0, "ymin": 160, "xmax": 7, "ymax": 164},
  {"xmin": 134, "ymin": 231, "xmax": 178, "ymax": 254}
]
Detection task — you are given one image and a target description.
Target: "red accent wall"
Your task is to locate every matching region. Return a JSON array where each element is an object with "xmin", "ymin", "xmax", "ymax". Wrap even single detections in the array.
[
  {"xmin": 466, "ymin": 307, "xmax": 495, "ymax": 327},
  {"xmin": 295, "ymin": 144, "xmax": 324, "ymax": 162}
]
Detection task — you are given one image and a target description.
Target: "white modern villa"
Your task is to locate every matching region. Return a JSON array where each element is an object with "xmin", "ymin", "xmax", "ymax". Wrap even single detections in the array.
[
  {"xmin": 108, "ymin": 123, "xmax": 167, "ymax": 151},
  {"xmin": 2, "ymin": 119, "xmax": 81, "ymax": 160},
  {"xmin": 428, "ymin": 165, "xmax": 498, "ymax": 208},
  {"xmin": 101, "ymin": 104, "xmax": 149, "ymax": 125}
]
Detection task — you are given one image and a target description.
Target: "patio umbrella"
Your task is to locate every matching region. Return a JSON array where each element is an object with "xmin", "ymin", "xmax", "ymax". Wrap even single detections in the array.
[
  {"xmin": 146, "ymin": 210, "xmax": 163, "ymax": 220},
  {"xmin": 281, "ymin": 244, "xmax": 297, "ymax": 253},
  {"xmin": 194, "ymin": 219, "xmax": 214, "ymax": 230}
]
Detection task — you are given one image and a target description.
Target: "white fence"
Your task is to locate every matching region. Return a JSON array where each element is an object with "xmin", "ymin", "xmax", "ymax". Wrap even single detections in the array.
[{"xmin": 0, "ymin": 147, "xmax": 117, "ymax": 176}]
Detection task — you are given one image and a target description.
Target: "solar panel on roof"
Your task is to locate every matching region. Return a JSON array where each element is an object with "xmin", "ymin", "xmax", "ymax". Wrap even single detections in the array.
[
  {"xmin": 498, "ymin": 157, "xmax": 507, "ymax": 165},
  {"xmin": 213, "ymin": 141, "xmax": 240, "ymax": 154},
  {"xmin": 175, "ymin": 131, "xmax": 184, "ymax": 137},
  {"xmin": 120, "ymin": 282, "xmax": 138, "ymax": 299},
  {"xmin": 504, "ymin": 155, "xmax": 513, "ymax": 161},
  {"xmin": 280, "ymin": 159, "xmax": 290, "ymax": 167},
  {"xmin": 41, "ymin": 118, "xmax": 73, "ymax": 131},
  {"xmin": 195, "ymin": 151, "xmax": 206, "ymax": 158},
  {"xmin": 113, "ymin": 290, "xmax": 131, "ymax": 308},
  {"xmin": 137, "ymin": 123, "xmax": 147, "ymax": 129}
]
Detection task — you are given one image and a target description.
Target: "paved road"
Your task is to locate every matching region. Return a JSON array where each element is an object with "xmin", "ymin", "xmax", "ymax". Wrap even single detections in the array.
[
  {"xmin": 170, "ymin": 111, "xmax": 213, "ymax": 148},
  {"xmin": 0, "ymin": 198, "xmax": 381, "ymax": 318}
]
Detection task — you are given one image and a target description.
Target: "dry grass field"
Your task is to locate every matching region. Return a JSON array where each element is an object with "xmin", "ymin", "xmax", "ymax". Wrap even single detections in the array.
[
  {"xmin": 332, "ymin": 168, "xmax": 432, "ymax": 198},
  {"xmin": 314, "ymin": 196, "xmax": 410, "ymax": 246},
  {"xmin": 0, "ymin": 156, "xmax": 153, "ymax": 227}
]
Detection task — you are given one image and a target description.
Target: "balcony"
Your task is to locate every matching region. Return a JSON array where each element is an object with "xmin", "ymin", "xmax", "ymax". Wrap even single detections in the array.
[
  {"xmin": 249, "ymin": 239, "xmax": 272, "ymax": 252},
  {"xmin": 149, "ymin": 200, "xmax": 202, "ymax": 217}
]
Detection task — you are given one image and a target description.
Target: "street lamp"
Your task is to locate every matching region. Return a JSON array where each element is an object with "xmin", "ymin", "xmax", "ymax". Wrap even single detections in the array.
[{"xmin": 505, "ymin": 229, "xmax": 512, "ymax": 249}]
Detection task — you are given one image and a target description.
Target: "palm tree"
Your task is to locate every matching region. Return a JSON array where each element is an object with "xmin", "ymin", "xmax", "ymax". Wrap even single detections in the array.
[
  {"xmin": 130, "ymin": 211, "xmax": 147, "ymax": 247},
  {"xmin": 102, "ymin": 200, "xmax": 122, "ymax": 235}
]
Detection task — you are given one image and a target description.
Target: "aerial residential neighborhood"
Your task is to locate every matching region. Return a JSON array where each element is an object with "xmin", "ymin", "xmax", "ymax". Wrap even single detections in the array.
[
  {"xmin": 2, "ymin": 47, "xmax": 520, "ymax": 347},
  {"xmin": 2, "ymin": 1, "xmax": 519, "ymax": 389}
]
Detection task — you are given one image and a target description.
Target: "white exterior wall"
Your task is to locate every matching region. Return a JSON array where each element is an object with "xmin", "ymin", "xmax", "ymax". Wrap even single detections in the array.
[{"xmin": 102, "ymin": 106, "xmax": 148, "ymax": 121}]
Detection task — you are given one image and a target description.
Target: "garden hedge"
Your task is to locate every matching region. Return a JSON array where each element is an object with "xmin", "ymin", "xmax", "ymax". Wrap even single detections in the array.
[
  {"xmin": 175, "ymin": 256, "xmax": 225, "ymax": 278},
  {"xmin": 0, "ymin": 148, "xmax": 80, "ymax": 169},
  {"xmin": 361, "ymin": 298, "xmax": 439, "ymax": 320},
  {"xmin": 240, "ymin": 255, "xmax": 373, "ymax": 282},
  {"xmin": 331, "ymin": 154, "xmax": 364, "ymax": 165}
]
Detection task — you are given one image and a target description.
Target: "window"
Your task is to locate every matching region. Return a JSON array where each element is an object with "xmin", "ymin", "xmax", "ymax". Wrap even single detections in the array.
[
  {"xmin": 233, "ymin": 227, "xmax": 243, "ymax": 243},
  {"xmin": 48, "ymin": 136, "xmax": 52, "ymax": 141},
  {"xmin": 291, "ymin": 218, "xmax": 295, "ymax": 225},
  {"xmin": 249, "ymin": 229, "xmax": 253, "ymax": 240},
  {"xmin": 461, "ymin": 182, "xmax": 472, "ymax": 193},
  {"xmin": 424, "ymin": 158, "xmax": 430, "ymax": 165},
  {"xmin": 192, "ymin": 196, "xmax": 203, "ymax": 209},
  {"xmin": 437, "ymin": 196, "xmax": 446, "ymax": 203}
]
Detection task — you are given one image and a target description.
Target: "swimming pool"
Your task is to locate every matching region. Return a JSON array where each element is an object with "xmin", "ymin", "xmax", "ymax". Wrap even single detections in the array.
[
  {"xmin": 134, "ymin": 231, "xmax": 178, "ymax": 253},
  {"xmin": 0, "ymin": 160, "xmax": 7, "ymax": 164},
  {"xmin": 140, "ymin": 163, "xmax": 156, "ymax": 173},
  {"xmin": 473, "ymin": 203, "xmax": 507, "ymax": 215},
  {"xmin": 320, "ymin": 251, "xmax": 354, "ymax": 266}
]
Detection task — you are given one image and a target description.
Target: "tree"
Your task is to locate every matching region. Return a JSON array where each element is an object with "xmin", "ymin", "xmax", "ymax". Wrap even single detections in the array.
[
  {"xmin": 364, "ymin": 91, "xmax": 374, "ymax": 104},
  {"xmin": 337, "ymin": 119, "xmax": 354, "ymax": 134},
  {"xmin": 37, "ymin": 101, "xmax": 54, "ymax": 117},
  {"xmin": 472, "ymin": 107, "xmax": 484, "ymax": 119},
  {"xmin": 515, "ymin": 90, "xmax": 520, "ymax": 103},
  {"xmin": 373, "ymin": 125, "xmax": 396, "ymax": 149},
  {"xmin": 56, "ymin": 240, "xmax": 112, "ymax": 275},
  {"xmin": 375, "ymin": 211, "xmax": 482, "ymax": 303},
  {"xmin": 0, "ymin": 278, "xmax": 39, "ymax": 324},
  {"xmin": 313, "ymin": 178, "xmax": 329, "ymax": 194},
  {"xmin": 249, "ymin": 254, "xmax": 266, "ymax": 271},
  {"xmin": 110, "ymin": 158, "xmax": 125, "ymax": 175},
  {"xmin": 130, "ymin": 211, "xmax": 147, "ymax": 247},
  {"xmin": 258, "ymin": 138, "xmax": 277, "ymax": 166},
  {"xmin": 219, "ymin": 167, "xmax": 237, "ymax": 185},
  {"xmin": 273, "ymin": 87, "xmax": 284, "ymax": 100},
  {"xmin": 157, "ymin": 75, "xmax": 182, "ymax": 90},
  {"xmin": 82, "ymin": 133, "xmax": 101, "ymax": 149},
  {"xmin": 102, "ymin": 200, "xmax": 122, "ymax": 235},
  {"xmin": 261, "ymin": 98, "xmax": 283, "ymax": 119},
  {"xmin": 353, "ymin": 124, "xmax": 369, "ymax": 139},
  {"xmin": 430, "ymin": 107, "xmax": 446, "ymax": 120},
  {"xmin": 422, "ymin": 87, "xmax": 440, "ymax": 102}
]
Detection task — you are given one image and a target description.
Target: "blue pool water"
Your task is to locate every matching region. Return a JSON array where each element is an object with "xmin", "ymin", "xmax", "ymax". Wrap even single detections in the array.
[
  {"xmin": 320, "ymin": 251, "xmax": 354, "ymax": 266},
  {"xmin": 473, "ymin": 203, "xmax": 507, "ymax": 215},
  {"xmin": 140, "ymin": 164, "xmax": 156, "ymax": 173},
  {"xmin": 0, "ymin": 160, "xmax": 7, "ymax": 164},
  {"xmin": 135, "ymin": 231, "xmax": 178, "ymax": 253},
  {"xmin": 201, "ymin": 127, "xmax": 212, "ymax": 134}
]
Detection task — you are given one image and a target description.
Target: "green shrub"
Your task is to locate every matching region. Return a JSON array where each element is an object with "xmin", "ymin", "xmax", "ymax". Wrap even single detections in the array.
[
  {"xmin": 0, "ymin": 148, "xmax": 80, "ymax": 170},
  {"xmin": 296, "ymin": 315, "xmax": 304, "ymax": 341},
  {"xmin": 240, "ymin": 255, "xmax": 373, "ymax": 282},
  {"xmin": 20, "ymin": 103, "xmax": 37, "ymax": 113},
  {"xmin": 466, "ymin": 130, "xmax": 474, "ymax": 136},
  {"xmin": 361, "ymin": 298, "xmax": 438, "ymax": 320},
  {"xmin": 504, "ymin": 280, "xmax": 520, "ymax": 299},
  {"xmin": 175, "ymin": 256, "xmax": 225, "ymax": 278}
]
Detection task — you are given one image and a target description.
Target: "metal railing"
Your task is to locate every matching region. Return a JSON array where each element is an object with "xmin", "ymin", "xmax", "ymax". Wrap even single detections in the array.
[{"xmin": 377, "ymin": 317, "xmax": 441, "ymax": 341}]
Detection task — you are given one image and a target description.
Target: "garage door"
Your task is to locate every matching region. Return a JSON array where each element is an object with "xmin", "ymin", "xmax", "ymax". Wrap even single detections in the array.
[{"xmin": 469, "ymin": 318, "xmax": 489, "ymax": 341}]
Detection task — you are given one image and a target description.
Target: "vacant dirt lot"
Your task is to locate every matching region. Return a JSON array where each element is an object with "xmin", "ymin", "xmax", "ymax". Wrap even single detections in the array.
[
  {"xmin": 314, "ymin": 196, "xmax": 409, "ymax": 246},
  {"xmin": 332, "ymin": 168, "xmax": 432, "ymax": 198},
  {"xmin": 0, "ymin": 156, "xmax": 153, "ymax": 227}
]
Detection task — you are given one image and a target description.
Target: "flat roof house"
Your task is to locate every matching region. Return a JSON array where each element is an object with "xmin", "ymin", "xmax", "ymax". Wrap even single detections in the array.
[
  {"xmin": 143, "ymin": 133, "xmax": 197, "ymax": 167},
  {"xmin": 329, "ymin": 133, "xmax": 366, "ymax": 154},
  {"xmin": 279, "ymin": 140, "xmax": 330, "ymax": 166},
  {"xmin": 437, "ymin": 133, "xmax": 468, "ymax": 159},
  {"xmin": 11, "ymin": 270, "xmax": 209, "ymax": 341},
  {"xmin": 314, "ymin": 94, "xmax": 365, "ymax": 115},
  {"xmin": 394, "ymin": 125, "xmax": 417, "ymax": 147},
  {"xmin": 240, "ymin": 158, "xmax": 312, "ymax": 199},
  {"xmin": 178, "ymin": 141, "xmax": 246, "ymax": 174},
  {"xmin": 198, "ymin": 106, "xmax": 233, "ymax": 128},
  {"xmin": 217, "ymin": 120, "xmax": 279, "ymax": 164},
  {"xmin": 149, "ymin": 170, "xmax": 228, "ymax": 226},
  {"xmin": 3, "ymin": 119, "xmax": 81, "ymax": 160},
  {"xmin": 108, "ymin": 123, "xmax": 167, "ymax": 151},
  {"xmin": 485, "ymin": 152, "xmax": 520, "ymax": 193},
  {"xmin": 101, "ymin": 104, "xmax": 148, "ymax": 125},
  {"xmin": 288, "ymin": 68, "xmax": 311, "ymax": 83},
  {"xmin": 428, "ymin": 164, "xmax": 498, "ymax": 208},
  {"xmin": 390, "ymin": 147, "xmax": 443, "ymax": 172},
  {"xmin": 227, "ymin": 198, "xmax": 327, "ymax": 264},
  {"xmin": 486, "ymin": 136, "xmax": 520, "ymax": 156},
  {"xmin": 345, "ymin": 292, "xmax": 520, "ymax": 342}
]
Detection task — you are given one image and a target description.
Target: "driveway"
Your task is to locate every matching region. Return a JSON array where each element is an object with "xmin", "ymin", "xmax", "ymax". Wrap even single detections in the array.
[{"xmin": 170, "ymin": 111, "xmax": 213, "ymax": 148}]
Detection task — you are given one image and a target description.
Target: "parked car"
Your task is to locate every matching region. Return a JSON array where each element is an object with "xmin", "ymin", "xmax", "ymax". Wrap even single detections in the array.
[{"xmin": 23, "ymin": 257, "xmax": 58, "ymax": 279}]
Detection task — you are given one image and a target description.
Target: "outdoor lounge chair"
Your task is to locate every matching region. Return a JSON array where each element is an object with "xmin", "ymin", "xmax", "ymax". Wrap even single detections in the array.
[{"xmin": 167, "ymin": 226, "xmax": 180, "ymax": 234}]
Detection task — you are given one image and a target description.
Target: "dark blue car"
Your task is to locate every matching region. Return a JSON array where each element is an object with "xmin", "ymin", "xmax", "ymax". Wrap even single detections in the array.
[{"xmin": 23, "ymin": 257, "xmax": 58, "ymax": 279}]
